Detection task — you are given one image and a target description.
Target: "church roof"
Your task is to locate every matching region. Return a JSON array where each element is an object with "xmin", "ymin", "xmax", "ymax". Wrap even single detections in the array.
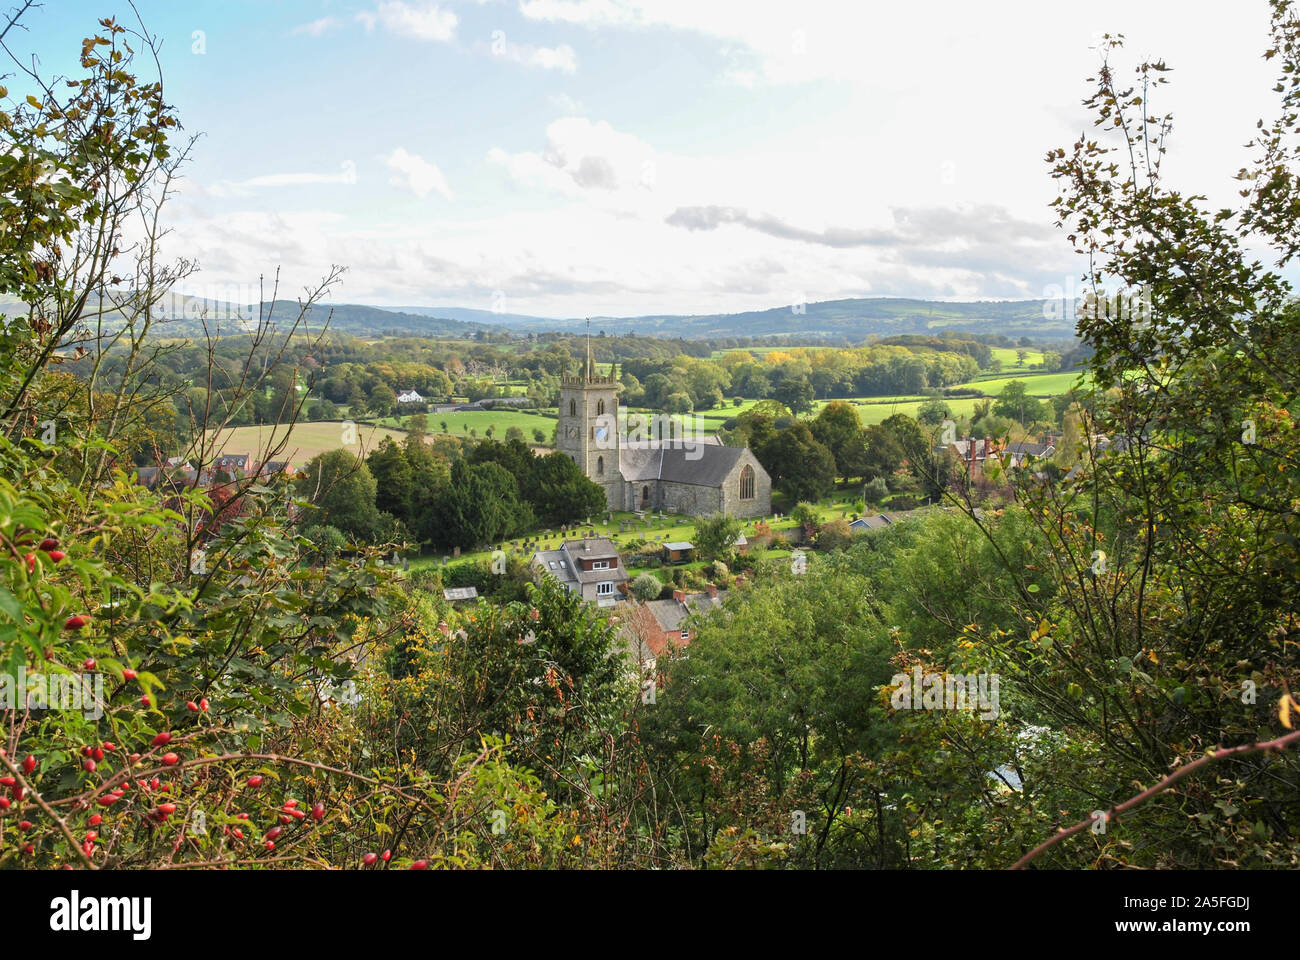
[{"xmin": 618, "ymin": 443, "xmax": 750, "ymax": 487}]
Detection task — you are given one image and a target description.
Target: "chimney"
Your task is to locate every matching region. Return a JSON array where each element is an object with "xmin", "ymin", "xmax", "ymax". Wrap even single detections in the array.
[
  {"xmin": 705, "ymin": 583, "xmax": 718, "ymax": 598},
  {"xmin": 672, "ymin": 589, "xmax": 685, "ymax": 604}
]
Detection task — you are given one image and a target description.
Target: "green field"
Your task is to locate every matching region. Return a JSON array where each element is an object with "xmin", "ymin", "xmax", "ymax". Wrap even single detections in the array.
[
  {"xmin": 374, "ymin": 408, "xmax": 556, "ymax": 440},
  {"xmin": 955, "ymin": 371, "xmax": 1088, "ymax": 396},
  {"xmin": 989, "ymin": 346, "xmax": 1046, "ymax": 368}
]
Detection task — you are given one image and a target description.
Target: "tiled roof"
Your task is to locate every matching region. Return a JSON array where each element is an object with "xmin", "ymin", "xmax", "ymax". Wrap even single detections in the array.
[
  {"xmin": 533, "ymin": 549, "xmax": 578, "ymax": 585},
  {"xmin": 849, "ymin": 514, "xmax": 893, "ymax": 530},
  {"xmin": 645, "ymin": 592, "xmax": 724, "ymax": 633},
  {"xmin": 618, "ymin": 443, "xmax": 749, "ymax": 487},
  {"xmin": 1006, "ymin": 441, "xmax": 1054, "ymax": 458}
]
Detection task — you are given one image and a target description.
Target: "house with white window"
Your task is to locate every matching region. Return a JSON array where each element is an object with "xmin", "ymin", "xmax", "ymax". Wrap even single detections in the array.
[
  {"xmin": 530, "ymin": 537, "xmax": 629, "ymax": 607},
  {"xmin": 396, "ymin": 389, "xmax": 424, "ymax": 405}
]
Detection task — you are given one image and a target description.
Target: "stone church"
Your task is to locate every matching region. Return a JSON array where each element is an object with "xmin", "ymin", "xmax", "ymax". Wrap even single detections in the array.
[{"xmin": 556, "ymin": 348, "xmax": 772, "ymax": 518}]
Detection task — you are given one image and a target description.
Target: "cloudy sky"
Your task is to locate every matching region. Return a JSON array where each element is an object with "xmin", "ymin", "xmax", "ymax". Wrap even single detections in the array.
[{"xmin": 22, "ymin": 1, "xmax": 1284, "ymax": 317}]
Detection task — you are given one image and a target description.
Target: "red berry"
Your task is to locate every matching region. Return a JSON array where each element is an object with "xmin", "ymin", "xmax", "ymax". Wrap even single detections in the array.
[
  {"xmin": 24, "ymin": 553, "xmax": 35, "ymax": 574},
  {"xmin": 82, "ymin": 758, "xmax": 96, "ymax": 772},
  {"xmin": 64, "ymin": 615, "xmax": 88, "ymax": 632},
  {"xmin": 186, "ymin": 701, "xmax": 198, "ymax": 712},
  {"xmin": 381, "ymin": 849, "xmax": 391, "ymax": 861},
  {"xmin": 157, "ymin": 803, "xmax": 176, "ymax": 816},
  {"xmin": 46, "ymin": 550, "xmax": 65, "ymax": 563},
  {"xmin": 266, "ymin": 826, "xmax": 282, "ymax": 841},
  {"xmin": 151, "ymin": 732, "xmax": 171, "ymax": 747},
  {"xmin": 38, "ymin": 538, "xmax": 58, "ymax": 552},
  {"xmin": 85, "ymin": 830, "xmax": 97, "ymax": 841},
  {"xmin": 22, "ymin": 844, "xmax": 33, "ymax": 855},
  {"xmin": 82, "ymin": 658, "xmax": 96, "ymax": 670},
  {"xmin": 1, "ymin": 797, "xmax": 12, "ymax": 810},
  {"xmin": 247, "ymin": 775, "xmax": 263, "ymax": 788},
  {"xmin": 236, "ymin": 812, "xmax": 249, "ymax": 820},
  {"xmin": 279, "ymin": 814, "xmax": 291, "ymax": 824},
  {"xmin": 18, "ymin": 820, "xmax": 31, "ymax": 831},
  {"xmin": 232, "ymin": 827, "xmax": 245, "ymax": 839},
  {"xmin": 122, "ymin": 668, "xmax": 136, "ymax": 681},
  {"xmin": 161, "ymin": 753, "xmax": 179, "ymax": 766},
  {"xmin": 264, "ymin": 840, "xmax": 275, "ymax": 851},
  {"xmin": 88, "ymin": 814, "xmax": 102, "ymax": 826},
  {"xmin": 92, "ymin": 747, "xmax": 103, "ymax": 762},
  {"xmin": 199, "ymin": 698, "xmax": 209, "ymax": 712},
  {"xmin": 0, "ymin": 776, "xmax": 14, "ymax": 787},
  {"xmin": 288, "ymin": 809, "xmax": 306, "ymax": 820},
  {"xmin": 311, "ymin": 802, "xmax": 325, "ymax": 821},
  {"xmin": 96, "ymin": 795, "xmax": 117, "ymax": 807},
  {"xmin": 362, "ymin": 852, "xmax": 378, "ymax": 865},
  {"xmin": 128, "ymin": 753, "xmax": 140, "ymax": 764},
  {"xmin": 410, "ymin": 860, "xmax": 428, "ymax": 870},
  {"xmin": 10, "ymin": 784, "xmax": 22, "ymax": 802},
  {"xmin": 82, "ymin": 841, "xmax": 94, "ymax": 857},
  {"xmin": 22, "ymin": 755, "xmax": 35, "ymax": 774},
  {"xmin": 283, "ymin": 799, "xmax": 298, "ymax": 809}
]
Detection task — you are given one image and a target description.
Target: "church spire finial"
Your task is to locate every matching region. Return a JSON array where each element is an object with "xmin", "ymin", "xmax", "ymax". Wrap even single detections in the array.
[{"xmin": 585, "ymin": 318, "xmax": 593, "ymax": 382}]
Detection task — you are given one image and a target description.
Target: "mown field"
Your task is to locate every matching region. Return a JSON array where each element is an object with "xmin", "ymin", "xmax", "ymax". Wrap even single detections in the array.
[{"xmin": 208, "ymin": 421, "xmax": 409, "ymax": 463}]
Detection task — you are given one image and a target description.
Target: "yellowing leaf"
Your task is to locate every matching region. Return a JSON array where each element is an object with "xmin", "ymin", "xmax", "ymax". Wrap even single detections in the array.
[{"xmin": 1281, "ymin": 695, "xmax": 1293, "ymax": 730}]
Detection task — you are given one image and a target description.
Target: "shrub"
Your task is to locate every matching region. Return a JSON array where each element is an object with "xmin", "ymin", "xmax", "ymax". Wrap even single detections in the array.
[{"xmin": 632, "ymin": 572, "xmax": 664, "ymax": 602}]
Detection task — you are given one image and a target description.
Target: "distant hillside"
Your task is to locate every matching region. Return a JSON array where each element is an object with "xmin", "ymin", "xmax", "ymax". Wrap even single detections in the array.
[
  {"xmin": 376, "ymin": 296, "xmax": 1073, "ymax": 341},
  {"xmin": 154, "ymin": 297, "xmax": 489, "ymax": 338},
  {"xmin": 2, "ymin": 294, "xmax": 1075, "ymax": 343},
  {"xmin": 0, "ymin": 294, "xmax": 489, "ymax": 339},
  {"xmin": 384, "ymin": 305, "xmax": 564, "ymax": 326}
]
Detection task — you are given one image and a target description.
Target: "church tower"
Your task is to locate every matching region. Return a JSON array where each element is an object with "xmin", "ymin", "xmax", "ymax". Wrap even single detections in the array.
[{"xmin": 557, "ymin": 323, "xmax": 621, "ymax": 511}]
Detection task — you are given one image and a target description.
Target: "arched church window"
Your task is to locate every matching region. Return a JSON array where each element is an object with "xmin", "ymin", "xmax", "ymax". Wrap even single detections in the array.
[
  {"xmin": 569, "ymin": 399, "xmax": 576, "ymax": 417},
  {"xmin": 740, "ymin": 464, "xmax": 755, "ymax": 500},
  {"xmin": 597, "ymin": 399, "xmax": 605, "ymax": 416},
  {"xmin": 596, "ymin": 456, "xmax": 604, "ymax": 475}
]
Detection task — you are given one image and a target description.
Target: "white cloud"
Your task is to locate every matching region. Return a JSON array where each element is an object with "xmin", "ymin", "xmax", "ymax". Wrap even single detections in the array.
[
  {"xmin": 384, "ymin": 148, "xmax": 454, "ymax": 200},
  {"xmin": 488, "ymin": 31, "xmax": 577, "ymax": 72},
  {"xmin": 207, "ymin": 163, "xmax": 357, "ymax": 198},
  {"xmin": 357, "ymin": 1, "xmax": 458, "ymax": 42},
  {"xmin": 548, "ymin": 92, "xmax": 586, "ymax": 114},
  {"xmin": 291, "ymin": 16, "xmax": 340, "ymax": 37},
  {"xmin": 491, "ymin": 117, "xmax": 657, "ymax": 199}
]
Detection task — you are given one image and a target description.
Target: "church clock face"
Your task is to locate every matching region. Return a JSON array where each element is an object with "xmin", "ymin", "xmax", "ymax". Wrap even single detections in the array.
[{"xmin": 595, "ymin": 426, "xmax": 608, "ymax": 443}]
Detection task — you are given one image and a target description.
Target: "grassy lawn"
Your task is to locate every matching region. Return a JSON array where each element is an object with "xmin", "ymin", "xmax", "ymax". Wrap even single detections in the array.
[
  {"xmin": 405, "ymin": 494, "xmax": 887, "ymax": 575},
  {"xmin": 417, "ymin": 409, "xmax": 555, "ymax": 440}
]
